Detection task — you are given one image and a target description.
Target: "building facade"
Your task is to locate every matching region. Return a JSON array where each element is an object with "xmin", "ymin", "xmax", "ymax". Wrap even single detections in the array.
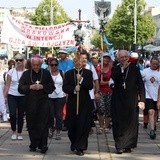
[{"xmin": 147, "ymin": 6, "xmax": 160, "ymax": 45}]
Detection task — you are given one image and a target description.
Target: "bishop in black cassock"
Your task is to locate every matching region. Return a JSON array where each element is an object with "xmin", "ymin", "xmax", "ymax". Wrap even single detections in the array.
[
  {"xmin": 110, "ymin": 50, "xmax": 145, "ymax": 154},
  {"xmin": 18, "ymin": 55, "xmax": 55, "ymax": 153}
]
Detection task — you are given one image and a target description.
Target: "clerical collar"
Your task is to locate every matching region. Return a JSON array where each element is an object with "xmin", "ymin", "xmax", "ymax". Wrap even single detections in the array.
[
  {"xmin": 30, "ymin": 69, "xmax": 43, "ymax": 84},
  {"xmin": 31, "ymin": 69, "xmax": 42, "ymax": 74}
]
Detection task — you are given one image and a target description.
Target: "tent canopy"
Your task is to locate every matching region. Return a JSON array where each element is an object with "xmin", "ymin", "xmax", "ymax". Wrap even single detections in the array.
[
  {"xmin": 150, "ymin": 46, "xmax": 160, "ymax": 52},
  {"xmin": 143, "ymin": 44, "xmax": 156, "ymax": 51}
]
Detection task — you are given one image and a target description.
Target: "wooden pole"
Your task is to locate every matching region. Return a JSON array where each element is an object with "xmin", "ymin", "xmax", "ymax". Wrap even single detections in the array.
[
  {"xmin": 75, "ymin": 9, "xmax": 82, "ymax": 115},
  {"xmin": 72, "ymin": 9, "xmax": 88, "ymax": 115},
  {"xmin": 76, "ymin": 66, "xmax": 80, "ymax": 115}
]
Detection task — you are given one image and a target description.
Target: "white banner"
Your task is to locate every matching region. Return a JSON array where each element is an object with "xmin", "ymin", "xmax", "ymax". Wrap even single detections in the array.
[{"xmin": 1, "ymin": 15, "xmax": 77, "ymax": 47}]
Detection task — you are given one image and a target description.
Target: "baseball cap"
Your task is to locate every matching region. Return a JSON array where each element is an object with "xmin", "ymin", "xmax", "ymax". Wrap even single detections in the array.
[{"xmin": 130, "ymin": 52, "xmax": 139, "ymax": 59}]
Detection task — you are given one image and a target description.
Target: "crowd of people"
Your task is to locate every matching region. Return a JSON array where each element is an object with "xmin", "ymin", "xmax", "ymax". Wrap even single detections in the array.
[{"xmin": 0, "ymin": 48, "xmax": 160, "ymax": 156}]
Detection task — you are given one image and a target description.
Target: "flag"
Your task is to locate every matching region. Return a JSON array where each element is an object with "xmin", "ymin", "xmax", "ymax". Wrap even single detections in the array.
[
  {"xmin": 109, "ymin": 47, "xmax": 115, "ymax": 61},
  {"xmin": 65, "ymin": 46, "xmax": 77, "ymax": 53},
  {"xmin": 103, "ymin": 33, "xmax": 112, "ymax": 46}
]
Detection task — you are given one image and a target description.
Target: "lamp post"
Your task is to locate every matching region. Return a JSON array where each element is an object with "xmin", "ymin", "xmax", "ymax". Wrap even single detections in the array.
[
  {"xmin": 50, "ymin": 0, "xmax": 53, "ymax": 54},
  {"xmin": 134, "ymin": 0, "xmax": 137, "ymax": 45},
  {"xmin": 127, "ymin": 0, "xmax": 144, "ymax": 49},
  {"xmin": 50, "ymin": 0, "xmax": 53, "ymax": 26},
  {"xmin": 43, "ymin": 0, "xmax": 56, "ymax": 54}
]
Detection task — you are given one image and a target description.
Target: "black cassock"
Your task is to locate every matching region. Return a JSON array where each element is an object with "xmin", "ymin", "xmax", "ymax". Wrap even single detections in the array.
[
  {"xmin": 111, "ymin": 63, "xmax": 145, "ymax": 149},
  {"xmin": 63, "ymin": 68, "xmax": 93, "ymax": 151},
  {"xmin": 18, "ymin": 69, "xmax": 55, "ymax": 149}
]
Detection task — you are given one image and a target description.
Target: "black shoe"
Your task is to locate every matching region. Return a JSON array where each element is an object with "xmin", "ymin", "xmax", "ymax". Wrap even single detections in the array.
[
  {"xmin": 116, "ymin": 148, "xmax": 123, "ymax": 154},
  {"xmin": 38, "ymin": 146, "xmax": 42, "ymax": 150},
  {"xmin": 150, "ymin": 130, "xmax": 156, "ymax": 139},
  {"xmin": 70, "ymin": 145, "xmax": 75, "ymax": 152},
  {"xmin": 29, "ymin": 147, "xmax": 36, "ymax": 152},
  {"xmin": 76, "ymin": 150, "xmax": 84, "ymax": 156},
  {"xmin": 143, "ymin": 123, "xmax": 148, "ymax": 129},
  {"xmin": 41, "ymin": 146, "xmax": 48, "ymax": 154},
  {"xmin": 29, "ymin": 144, "xmax": 36, "ymax": 152},
  {"xmin": 124, "ymin": 148, "xmax": 131, "ymax": 153}
]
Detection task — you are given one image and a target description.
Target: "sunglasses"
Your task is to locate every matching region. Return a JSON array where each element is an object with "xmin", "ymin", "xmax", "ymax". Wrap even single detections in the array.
[
  {"xmin": 15, "ymin": 59, "xmax": 24, "ymax": 62},
  {"xmin": 50, "ymin": 64, "xmax": 58, "ymax": 67}
]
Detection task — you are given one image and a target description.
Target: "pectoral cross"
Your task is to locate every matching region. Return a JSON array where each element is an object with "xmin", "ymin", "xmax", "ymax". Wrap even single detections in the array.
[
  {"xmin": 122, "ymin": 82, "xmax": 126, "ymax": 89},
  {"xmin": 36, "ymin": 80, "xmax": 40, "ymax": 84}
]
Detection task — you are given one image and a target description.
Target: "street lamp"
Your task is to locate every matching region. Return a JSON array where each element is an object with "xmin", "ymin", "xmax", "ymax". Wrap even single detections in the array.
[
  {"xmin": 43, "ymin": 0, "xmax": 60, "ymax": 54},
  {"xmin": 50, "ymin": 0, "xmax": 53, "ymax": 25},
  {"xmin": 127, "ymin": 0, "xmax": 144, "ymax": 46}
]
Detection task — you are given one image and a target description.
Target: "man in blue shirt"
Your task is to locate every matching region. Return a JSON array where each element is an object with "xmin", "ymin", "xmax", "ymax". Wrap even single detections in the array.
[{"xmin": 58, "ymin": 48, "xmax": 74, "ymax": 72}]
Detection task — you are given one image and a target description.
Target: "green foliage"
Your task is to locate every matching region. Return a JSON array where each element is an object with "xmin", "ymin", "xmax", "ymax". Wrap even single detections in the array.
[
  {"xmin": 90, "ymin": 31, "xmax": 101, "ymax": 48},
  {"xmin": 91, "ymin": 0, "xmax": 156, "ymax": 50},
  {"xmin": 91, "ymin": 31, "xmax": 108, "ymax": 51},
  {"xmin": 29, "ymin": 0, "xmax": 71, "ymax": 55},
  {"xmin": 30, "ymin": 0, "xmax": 70, "ymax": 25}
]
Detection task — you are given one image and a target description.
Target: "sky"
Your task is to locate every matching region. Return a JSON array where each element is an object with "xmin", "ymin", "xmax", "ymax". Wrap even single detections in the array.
[{"xmin": 0, "ymin": 0, "xmax": 159, "ymax": 26}]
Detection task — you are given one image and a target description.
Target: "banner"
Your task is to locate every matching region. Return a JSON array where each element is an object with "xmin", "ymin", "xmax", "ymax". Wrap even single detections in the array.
[{"xmin": 1, "ymin": 15, "xmax": 77, "ymax": 47}]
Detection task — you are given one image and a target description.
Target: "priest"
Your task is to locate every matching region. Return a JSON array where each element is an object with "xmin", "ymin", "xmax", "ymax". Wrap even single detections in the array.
[
  {"xmin": 18, "ymin": 54, "xmax": 55, "ymax": 153},
  {"xmin": 62, "ymin": 54, "xmax": 93, "ymax": 156}
]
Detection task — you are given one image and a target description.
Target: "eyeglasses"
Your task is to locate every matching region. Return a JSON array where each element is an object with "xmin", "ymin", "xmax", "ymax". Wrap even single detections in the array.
[
  {"xmin": 50, "ymin": 64, "xmax": 58, "ymax": 67},
  {"xmin": 15, "ymin": 59, "xmax": 24, "ymax": 62}
]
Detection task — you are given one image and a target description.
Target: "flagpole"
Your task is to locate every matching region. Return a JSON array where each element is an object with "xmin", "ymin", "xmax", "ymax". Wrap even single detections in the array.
[{"xmin": 100, "ymin": 29, "xmax": 104, "ymax": 83}]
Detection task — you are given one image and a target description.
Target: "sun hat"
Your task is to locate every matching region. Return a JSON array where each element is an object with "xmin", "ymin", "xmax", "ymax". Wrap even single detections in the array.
[
  {"xmin": 58, "ymin": 48, "xmax": 68, "ymax": 54},
  {"xmin": 101, "ymin": 52, "xmax": 110, "ymax": 57}
]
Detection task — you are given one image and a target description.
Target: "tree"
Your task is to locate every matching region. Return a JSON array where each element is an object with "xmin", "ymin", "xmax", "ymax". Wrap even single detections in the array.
[
  {"xmin": 91, "ymin": 31, "xmax": 109, "ymax": 51},
  {"xmin": 29, "ymin": 0, "xmax": 71, "ymax": 55},
  {"xmin": 90, "ymin": 31, "xmax": 101, "ymax": 48},
  {"xmin": 30, "ymin": 0, "xmax": 70, "ymax": 25},
  {"xmin": 109, "ymin": 0, "xmax": 156, "ymax": 49},
  {"xmin": 92, "ymin": 0, "xmax": 156, "ymax": 50}
]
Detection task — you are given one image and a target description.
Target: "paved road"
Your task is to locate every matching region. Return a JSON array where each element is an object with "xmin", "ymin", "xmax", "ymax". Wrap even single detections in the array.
[{"xmin": 0, "ymin": 112, "xmax": 160, "ymax": 160}]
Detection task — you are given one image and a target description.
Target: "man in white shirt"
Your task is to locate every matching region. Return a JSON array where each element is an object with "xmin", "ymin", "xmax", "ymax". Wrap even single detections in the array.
[
  {"xmin": 80, "ymin": 52, "xmax": 100, "ymax": 134},
  {"xmin": 141, "ymin": 56, "xmax": 160, "ymax": 139}
]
